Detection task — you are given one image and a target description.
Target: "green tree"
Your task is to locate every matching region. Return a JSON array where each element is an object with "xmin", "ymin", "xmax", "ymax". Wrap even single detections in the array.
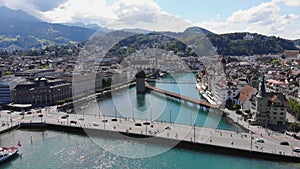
[
  {"xmin": 270, "ymin": 59, "xmax": 281, "ymax": 65},
  {"xmin": 288, "ymin": 99, "xmax": 300, "ymax": 120},
  {"xmin": 225, "ymin": 99, "xmax": 234, "ymax": 109},
  {"xmin": 4, "ymin": 71, "xmax": 11, "ymax": 76},
  {"xmin": 233, "ymin": 104, "xmax": 241, "ymax": 110}
]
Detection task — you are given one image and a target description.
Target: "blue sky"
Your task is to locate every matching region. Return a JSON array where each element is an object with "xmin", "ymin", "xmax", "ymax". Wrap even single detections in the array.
[
  {"xmin": 155, "ymin": 0, "xmax": 268, "ymax": 21},
  {"xmin": 0, "ymin": 0, "xmax": 300, "ymax": 39}
]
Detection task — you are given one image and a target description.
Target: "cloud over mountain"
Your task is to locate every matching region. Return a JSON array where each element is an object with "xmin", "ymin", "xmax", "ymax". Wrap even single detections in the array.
[
  {"xmin": 0, "ymin": 0, "xmax": 299, "ymax": 39},
  {"xmin": 198, "ymin": 0, "xmax": 299, "ymax": 39}
]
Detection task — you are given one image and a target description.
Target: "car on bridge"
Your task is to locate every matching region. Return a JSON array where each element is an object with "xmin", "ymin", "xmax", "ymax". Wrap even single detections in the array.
[
  {"xmin": 61, "ymin": 114, "xmax": 69, "ymax": 119},
  {"xmin": 255, "ymin": 138, "xmax": 265, "ymax": 143},
  {"xmin": 280, "ymin": 141, "xmax": 289, "ymax": 146},
  {"xmin": 293, "ymin": 147, "xmax": 300, "ymax": 152},
  {"xmin": 165, "ymin": 126, "xmax": 171, "ymax": 130}
]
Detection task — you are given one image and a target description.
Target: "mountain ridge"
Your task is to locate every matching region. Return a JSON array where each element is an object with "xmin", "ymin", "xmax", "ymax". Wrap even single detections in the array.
[
  {"xmin": 0, "ymin": 6, "xmax": 298, "ymax": 55},
  {"xmin": 0, "ymin": 6, "xmax": 98, "ymax": 52}
]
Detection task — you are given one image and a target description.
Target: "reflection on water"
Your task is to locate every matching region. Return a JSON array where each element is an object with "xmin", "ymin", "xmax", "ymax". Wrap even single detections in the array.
[{"xmin": 136, "ymin": 93, "xmax": 146, "ymax": 111}]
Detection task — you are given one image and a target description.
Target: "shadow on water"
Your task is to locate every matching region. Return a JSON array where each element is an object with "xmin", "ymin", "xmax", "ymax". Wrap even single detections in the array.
[{"xmin": 136, "ymin": 93, "xmax": 146, "ymax": 111}]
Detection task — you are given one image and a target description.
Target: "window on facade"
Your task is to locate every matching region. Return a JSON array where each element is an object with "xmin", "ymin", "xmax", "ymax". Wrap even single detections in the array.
[{"xmin": 280, "ymin": 112, "xmax": 284, "ymax": 115}]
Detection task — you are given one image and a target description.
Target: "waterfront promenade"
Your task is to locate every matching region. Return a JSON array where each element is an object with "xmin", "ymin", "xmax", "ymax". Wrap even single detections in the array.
[
  {"xmin": 223, "ymin": 108, "xmax": 300, "ymax": 148},
  {"xmin": 1, "ymin": 107, "xmax": 300, "ymax": 161}
]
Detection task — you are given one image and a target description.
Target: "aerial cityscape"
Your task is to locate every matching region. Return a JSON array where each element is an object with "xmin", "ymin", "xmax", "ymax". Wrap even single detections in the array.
[{"xmin": 0, "ymin": 0, "xmax": 300, "ymax": 169}]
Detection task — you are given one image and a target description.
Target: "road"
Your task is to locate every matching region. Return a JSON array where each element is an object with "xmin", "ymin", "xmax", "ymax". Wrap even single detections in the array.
[{"xmin": 1, "ymin": 107, "xmax": 300, "ymax": 158}]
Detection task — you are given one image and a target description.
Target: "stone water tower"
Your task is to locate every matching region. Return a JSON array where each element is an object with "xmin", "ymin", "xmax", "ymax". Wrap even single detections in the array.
[{"xmin": 135, "ymin": 70, "xmax": 146, "ymax": 93}]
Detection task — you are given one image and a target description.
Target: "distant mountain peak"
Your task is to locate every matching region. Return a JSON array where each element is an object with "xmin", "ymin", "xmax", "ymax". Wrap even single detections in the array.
[
  {"xmin": 122, "ymin": 28, "xmax": 152, "ymax": 34},
  {"xmin": 0, "ymin": 6, "xmax": 40, "ymax": 22},
  {"xmin": 184, "ymin": 26, "xmax": 213, "ymax": 35},
  {"xmin": 0, "ymin": 6, "xmax": 99, "ymax": 51}
]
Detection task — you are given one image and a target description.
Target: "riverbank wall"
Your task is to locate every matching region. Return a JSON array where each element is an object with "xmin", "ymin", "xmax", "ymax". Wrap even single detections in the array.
[{"xmin": 18, "ymin": 122, "xmax": 300, "ymax": 163}]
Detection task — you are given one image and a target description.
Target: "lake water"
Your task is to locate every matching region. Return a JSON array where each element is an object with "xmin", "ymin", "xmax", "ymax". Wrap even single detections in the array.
[{"xmin": 1, "ymin": 130, "xmax": 299, "ymax": 169}]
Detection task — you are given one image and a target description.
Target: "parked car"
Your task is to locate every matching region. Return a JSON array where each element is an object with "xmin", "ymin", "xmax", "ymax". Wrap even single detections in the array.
[
  {"xmin": 293, "ymin": 147, "xmax": 300, "ymax": 152},
  {"xmin": 93, "ymin": 122, "xmax": 99, "ymax": 126},
  {"xmin": 70, "ymin": 120, "xmax": 77, "ymax": 125},
  {"xmin": 165, "ymin": 126, "xmax": 171, "ymax": 130},
  {"xmin": 256, "ymin": 138, "xmax": 265, "ymax": 143},
  {"xmin": 61, "ymin": 114, "xmax": 69, "ymax": 119},
  {"xmin": 280, "ymin": 141, "xmax": 289, "ymax": 146}
]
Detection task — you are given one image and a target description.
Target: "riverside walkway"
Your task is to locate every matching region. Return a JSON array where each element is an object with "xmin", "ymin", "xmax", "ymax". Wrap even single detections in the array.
[
  {"xmin": 145, "ymin": 82, "xmax": 220, "ymax": 108},
  {"xmin": 1, "ymin": 107, "xmax": 300, "ymax": 162}
]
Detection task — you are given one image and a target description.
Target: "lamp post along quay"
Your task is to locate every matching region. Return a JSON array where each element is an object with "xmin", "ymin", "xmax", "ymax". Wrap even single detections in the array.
[{"xmin": 1, "ymin": 109, "xmax": 300, "ymax": 162}]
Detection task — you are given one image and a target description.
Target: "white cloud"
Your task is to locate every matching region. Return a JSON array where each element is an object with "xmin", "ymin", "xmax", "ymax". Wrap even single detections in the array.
[
  {"xmin": 285, "ymin": 0, "xmax": 300, "ymax": 6},
  {"xmin": 227, "ymin": 1, "xmax": 281, "ymax": 24},
  {"xmin": 40, "ymin": 0, "xmax": 182, "ymax": 32},
  {"xmin": 197, "ymin": 0, "xmax": 299, "ymax": 39},
  {"xmin": 0, "ymin": 0, "xmax": 41, "ymax": 17},
  {"xmin": 1, "ymin": 0, "xmax": 299, "ymax": 39},
  {"xmin": 108, "ymin": 13, "xmax": 192, "ymax": 32},
  {"xmin": 112, "ymin": 0, "xmax": 160, "ymax": 18},
  {"xmin": 42, "ymin": 0, "xmax": 116, "ymax": 24},
  {"xmin": 41, "ymin": 0, "xmax": 164, "ymax": 27},
  {"xmin": 0, "ymin": 0, "xmax": 187, "ymax": 32},
  {"xmin": 0, "ymin": 0, "xmax": 67, "ymax": 19}
]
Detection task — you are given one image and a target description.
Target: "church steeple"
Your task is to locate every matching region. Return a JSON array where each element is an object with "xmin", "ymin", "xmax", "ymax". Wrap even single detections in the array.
[
  {"xmin": 257, "ymin": 76, "xmax": 267, "ymax": 98},
  {"xmin": 221, "ymin": 55, "xmax": 226, "ymax": 73}
]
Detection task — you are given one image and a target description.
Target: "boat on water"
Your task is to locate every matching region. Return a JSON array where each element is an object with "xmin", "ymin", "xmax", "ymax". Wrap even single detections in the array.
[
  {"xmin": 202, "ymin": 91, "xmax": 218, "ymax": 105},
  {"xmin": 0, "ymin": 147, "xmax": 19, "ymax": 163},
  {"xmin": 196, "ymin": 82, "xmax": 208, "ymax": 92}
]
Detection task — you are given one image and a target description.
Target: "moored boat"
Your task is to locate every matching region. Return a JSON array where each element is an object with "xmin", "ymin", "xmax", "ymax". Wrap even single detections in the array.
[{"xmin": 0, "ymin": 147, "xmax": 19, "ymax": 163}]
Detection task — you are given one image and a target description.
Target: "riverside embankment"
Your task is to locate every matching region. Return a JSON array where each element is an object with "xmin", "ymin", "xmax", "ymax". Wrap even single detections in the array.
[{"xmin": 1, "ymin": 109, "xmax": 300, "ymax": 163}]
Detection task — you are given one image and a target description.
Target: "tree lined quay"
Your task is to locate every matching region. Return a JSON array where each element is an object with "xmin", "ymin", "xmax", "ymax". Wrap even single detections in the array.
[{"xmin": 1, "ymin": 107, "xmax": 300, "ymax": 162}]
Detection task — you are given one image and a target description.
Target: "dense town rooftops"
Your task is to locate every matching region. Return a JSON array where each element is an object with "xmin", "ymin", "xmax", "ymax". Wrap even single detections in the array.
[{"xmin": 267, "ymin": 93, "xmax": 288, "ymax": 107}]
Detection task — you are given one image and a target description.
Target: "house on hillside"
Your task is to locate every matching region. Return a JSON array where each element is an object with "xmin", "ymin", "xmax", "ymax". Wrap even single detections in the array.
[{"xmin": 282, "ymin": 50, "xmax": 300, "ymax": 66}]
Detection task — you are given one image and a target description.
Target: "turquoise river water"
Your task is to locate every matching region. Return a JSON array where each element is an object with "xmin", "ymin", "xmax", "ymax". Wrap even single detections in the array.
[{"xmin": 1, "ymin": 73, "xmax": 300, "ymax": 169}]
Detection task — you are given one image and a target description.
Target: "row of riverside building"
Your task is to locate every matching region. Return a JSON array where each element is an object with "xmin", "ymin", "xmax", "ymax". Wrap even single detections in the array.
[{"xmin": 0, "ymin": 75, "xmax": 71, "ymax": 108}]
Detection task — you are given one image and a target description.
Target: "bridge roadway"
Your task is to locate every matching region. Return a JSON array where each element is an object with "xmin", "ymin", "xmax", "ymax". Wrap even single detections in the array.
[
  {"xmin": 146, "ymin": 79, "xmax": 196, "ymax": 84},
  {"xmin": 1, "ymin": 108, "xmax": 300, "ymax": 162},
  {"xmin": 145, "ymin": 82, "xmax": 220, "ymax": 108}
]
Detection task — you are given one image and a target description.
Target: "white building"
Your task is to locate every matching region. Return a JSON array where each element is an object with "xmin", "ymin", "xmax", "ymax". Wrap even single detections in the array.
[
  {"xmin": 213, "ymin": 78, "xmax": 247, "ymax": 105},
  {"xmin": 237, "ymin": 85, "xmax": 257, "ymax": 110},
  {"xmin": 0, "ymin": 76, "xmax": 26, "ymax": 104}
]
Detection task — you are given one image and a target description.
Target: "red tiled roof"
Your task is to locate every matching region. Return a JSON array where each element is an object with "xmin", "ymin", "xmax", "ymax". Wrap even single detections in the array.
[
  {"xmin": 238, "ymin": 85, "xmax": 257, "ymax": 103},
  {"xmin": 267, "ymin": 93, "xmax": 288, "ymax": 107},
  {"xmin": 283, "ymin": 50, "xmax": 299, "ymax": 58}
]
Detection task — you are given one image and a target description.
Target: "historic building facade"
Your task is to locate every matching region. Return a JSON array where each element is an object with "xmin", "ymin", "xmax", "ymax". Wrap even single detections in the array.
[
  {"xmin": 13, "ymin": 77, "xmax": 71, "ymax": 107},
  {"xmin": 249, "ymin": 76, "xmax": 287, "ymax": 126}
]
